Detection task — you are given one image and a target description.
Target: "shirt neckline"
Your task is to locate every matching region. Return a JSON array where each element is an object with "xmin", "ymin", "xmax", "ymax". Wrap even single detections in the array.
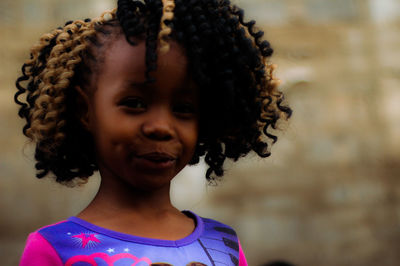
[{"xmin": 67, "ymin": 210, "xmax": 203, "ymax": 247}]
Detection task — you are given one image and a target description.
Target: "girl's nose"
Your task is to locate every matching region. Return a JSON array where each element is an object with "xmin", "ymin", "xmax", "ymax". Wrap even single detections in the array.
[{"xmin": 141, "ymin": 109, "xmax": 175, "ymax": 141}]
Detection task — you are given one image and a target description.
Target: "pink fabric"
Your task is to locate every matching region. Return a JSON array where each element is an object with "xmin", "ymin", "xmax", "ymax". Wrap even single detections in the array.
[
  {"xmin": 65, "ymin": 252, "xmax": 152, "ymax": 266},
  {"xmin": 238, "ymin": 240, "xmax": 248, "ymax": 266},
  {"xmin": 19, "ymin": 232, "xmax": 63, "ymax": 266}
]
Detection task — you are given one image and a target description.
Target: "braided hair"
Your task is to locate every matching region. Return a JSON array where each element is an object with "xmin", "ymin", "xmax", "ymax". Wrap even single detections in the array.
[{"xmin": 15, "ymin": 0, "xmax": 291, "ymax": 185}]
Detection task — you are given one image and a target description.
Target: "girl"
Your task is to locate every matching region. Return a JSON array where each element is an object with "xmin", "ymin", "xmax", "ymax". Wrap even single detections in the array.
[{"xmin": 15, "ymin": 0, "xmax": 291, "ymax": 265}]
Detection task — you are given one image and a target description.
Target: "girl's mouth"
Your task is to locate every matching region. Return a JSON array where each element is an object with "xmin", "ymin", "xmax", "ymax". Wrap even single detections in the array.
[
  {"xmin": 139, "ymin": 152, "xmax": 175, "ymax": 161},
  {"xmin": 134, "ymin": 152, "xmax": 177, "ymax": 169}
]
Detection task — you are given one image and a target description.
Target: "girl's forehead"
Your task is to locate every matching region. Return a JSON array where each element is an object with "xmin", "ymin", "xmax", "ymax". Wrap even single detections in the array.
[
  {"xmin": 95, "ymin": 35, "xmax": 192, "ymax": 96},
  {"xmin": 103, "ymin": 36, "xmax": 187, "ymax": 71}
]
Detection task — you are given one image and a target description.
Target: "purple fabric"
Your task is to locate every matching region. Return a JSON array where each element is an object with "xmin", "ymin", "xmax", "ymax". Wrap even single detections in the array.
[
  {"xmin": 67, "ymin": 210, "xmax": 204, "ymax": 247},
  {"xmin": 19, "ymin": 211, "xmax": 246, "ymax": 266}
]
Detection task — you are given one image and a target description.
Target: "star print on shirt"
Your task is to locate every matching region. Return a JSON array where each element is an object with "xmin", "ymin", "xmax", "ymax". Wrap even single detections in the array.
[
  {"xmin": 72, "ymin": 233, "xmax": 101, "ymax": 248},
  {"xmin": 107, "ymin": 248, "xmax": 115, "ymax": 253}
]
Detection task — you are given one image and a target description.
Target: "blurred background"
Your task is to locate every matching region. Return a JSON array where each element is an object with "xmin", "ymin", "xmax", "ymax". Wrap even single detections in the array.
[{"xmin": 1, "ymin": 0, "xmax": 400, "ymax": 265}]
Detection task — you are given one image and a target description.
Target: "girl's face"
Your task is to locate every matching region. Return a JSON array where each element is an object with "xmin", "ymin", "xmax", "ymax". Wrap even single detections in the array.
[{"xmin": 84, "ymin": 35, "xmax": 199, "ymax": 191}]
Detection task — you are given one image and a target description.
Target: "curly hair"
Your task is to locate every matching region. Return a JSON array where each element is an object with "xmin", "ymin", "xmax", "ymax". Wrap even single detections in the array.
[{"xmin": 15, "ymin": 0, "xmax": 291, "ymax": 185}]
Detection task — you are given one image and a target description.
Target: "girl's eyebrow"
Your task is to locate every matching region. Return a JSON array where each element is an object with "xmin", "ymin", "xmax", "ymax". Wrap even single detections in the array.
[
  {"xmin": 127, "ymin": 80, "xmax": 147, "ymax": 87},
  {"xmin": 121, "ymin": 81, "xmax": 148, "ymax": 92},
  {"xmin": 122, "ymin": 80, "xmax": 198, "ymax": 96},
  {"xmin": 178, "ymin": 86, "xmax": 198, "ymax": 97}
]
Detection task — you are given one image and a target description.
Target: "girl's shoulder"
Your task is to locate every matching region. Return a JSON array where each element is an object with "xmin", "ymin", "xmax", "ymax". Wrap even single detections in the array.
[
  {"xmin": 20, "ymin": 213, "xmax": 245, "ymax": 266},
  {"xmin": 198, "ymin": 214, "xmax": 239, "ymax": 240},
  {"xmin": 19, "ymin": 221, "xmax": 68, "ymax": 266},
  {"xmin": 26, "ymin": 211, "xmax": 239, "ymax": 245},
  {"xmin": 191, "ymin": 212, "xmax": 248, "ymax": 266}
]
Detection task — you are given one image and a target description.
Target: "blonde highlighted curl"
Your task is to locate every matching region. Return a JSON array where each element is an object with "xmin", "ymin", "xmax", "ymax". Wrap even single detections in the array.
[
  {"xmin": 17, "ymin": 10, "xmax": 116, "ymax": 153},
  {"xmin": 158, "ymin": 0, "xmax": 175, "ymax": 54}
]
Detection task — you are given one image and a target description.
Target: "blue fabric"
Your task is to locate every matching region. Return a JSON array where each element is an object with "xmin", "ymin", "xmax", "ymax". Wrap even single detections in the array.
[{"xmin": 37, "ymin": 211, "xmax": 239, "ymax": 266}]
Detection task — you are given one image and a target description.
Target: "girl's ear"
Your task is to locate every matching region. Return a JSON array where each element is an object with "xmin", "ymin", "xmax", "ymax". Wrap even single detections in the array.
[{"xmin": 75, "ymin": 86, "xmax": 91, "ymax": 130}]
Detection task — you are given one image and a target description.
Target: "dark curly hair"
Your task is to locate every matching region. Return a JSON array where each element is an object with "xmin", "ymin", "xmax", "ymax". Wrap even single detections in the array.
[{"xmin": 14, "ymin": 0, "xmax": 291, "ymax": 185}]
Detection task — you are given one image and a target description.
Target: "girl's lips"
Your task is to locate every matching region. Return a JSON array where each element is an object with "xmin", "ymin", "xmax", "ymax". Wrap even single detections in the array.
[
  {"xmin": 138, "ymin": 152, "xmax": 176, "ymax": 161},
  {"xmin": 133, "ymin": 152, "xmax": 177, "ymax": 170}
]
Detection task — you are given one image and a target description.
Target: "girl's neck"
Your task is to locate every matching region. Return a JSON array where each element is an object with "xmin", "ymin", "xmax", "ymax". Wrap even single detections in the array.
[
  {"xmin": 76, "ymin": 168, "xmax": 196, "ymax": 241},
  {"xmin": 79, "ymin": 174, "xmax": 176, "ymax": 220},
  {"xmin": 76, "ymin": 176, "xmax": 195, "ymax": 240}
]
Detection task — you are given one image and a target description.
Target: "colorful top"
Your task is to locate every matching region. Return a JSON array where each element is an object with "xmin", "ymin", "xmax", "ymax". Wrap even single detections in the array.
[{"xmin": 20, "ymin": 211, "xmax": 247, "ymax": 266}]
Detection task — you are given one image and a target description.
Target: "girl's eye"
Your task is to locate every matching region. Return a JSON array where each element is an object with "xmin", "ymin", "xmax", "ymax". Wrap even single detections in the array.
[
  {"xmin": 119, "ymin": 97, "xmax": 147, "ymax": 110},
  {"xmin": 173, "ymin": 103, "xmax": 196, "ymax": 117}
]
